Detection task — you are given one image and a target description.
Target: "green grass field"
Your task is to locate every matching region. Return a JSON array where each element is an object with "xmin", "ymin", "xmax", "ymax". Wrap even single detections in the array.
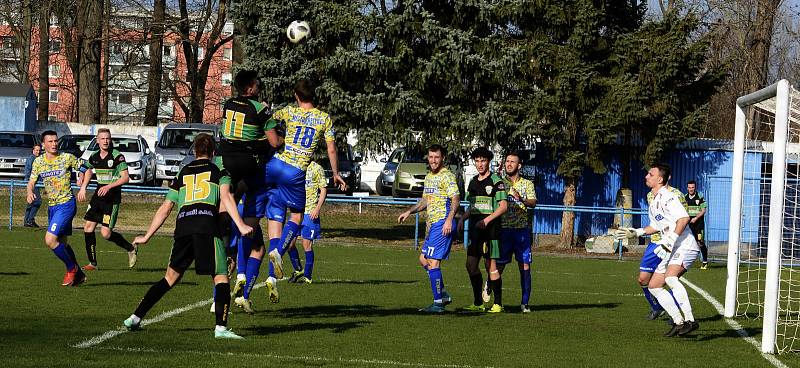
[{"xmin": 1, "ymin": 228, "xmax": 798, "ymax": 368}]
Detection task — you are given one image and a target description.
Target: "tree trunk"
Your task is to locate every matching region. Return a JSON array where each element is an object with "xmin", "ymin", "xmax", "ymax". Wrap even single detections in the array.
[
  {"xmin": 558, "ymin": 177, "xmax": 577, "ymax": 248},
  {"xmin": 18, "ymin": 0, "xmax": 32, "ymax": 84},
  {"xmin": 746, "ymin": 0, "xmax": 782, "ymax": 139},
  {"xmin": 77, "ymin": 0, "xmax": 102, "ymax": 125},
  {"xmin": 36, "ymin": 0, "xmax": 50, "ymax": 121},
  {"xmin": 99, "ymin": 0, "xmax": 110, "ymax": 124},
  {"xmin": 144, "ymin": 0, "xmax": 166, "ymax": 126}
]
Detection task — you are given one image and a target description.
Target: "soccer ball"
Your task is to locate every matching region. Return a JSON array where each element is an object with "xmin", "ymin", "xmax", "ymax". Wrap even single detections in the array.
[{"xmin": 286, "ymin": 21, "xmax": 310, "ymax": 44}]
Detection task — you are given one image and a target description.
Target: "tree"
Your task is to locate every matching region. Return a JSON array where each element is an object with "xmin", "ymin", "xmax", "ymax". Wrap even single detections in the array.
[
  {"xmin": 36, "ymin": 0, "xmax": 49, "ymax": 120},
  {"xmin": 143, "ymin": 0, "xmax": 166, "ymax": 126},
  {"xmin": 0, "ymin": 0, "xmax": 33, "ymax": 83}
]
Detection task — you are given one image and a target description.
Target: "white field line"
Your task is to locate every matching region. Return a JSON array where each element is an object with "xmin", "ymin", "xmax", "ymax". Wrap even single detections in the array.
[
  {"xmin": 683, "ymin": 277, "xmax": 788, "ymax": 368},
  {"xmin": 93, "ymin": 346, "xmax": 494, "ymax": 368}
]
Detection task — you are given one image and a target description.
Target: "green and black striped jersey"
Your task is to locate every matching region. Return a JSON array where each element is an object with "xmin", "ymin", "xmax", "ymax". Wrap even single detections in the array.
[
  {"xmin": 466, "ymin": 173, "xmax": 507, "ymax": 216},
  {"xmin": 166, "ymin": 158, "xmax": 231, "ymax": 237},
  {"xmin": 221, "ymin": 96, "xmax": 277, "ymax": 148},
  {"xmin": 83, "ymin": 149, "xmax": 128, "ymax": 204}
]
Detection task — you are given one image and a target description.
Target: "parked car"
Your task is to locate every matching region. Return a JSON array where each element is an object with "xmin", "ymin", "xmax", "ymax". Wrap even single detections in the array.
[
  {"xmin": 57, "ymin": 134, "xmax": 94, "ymax": 159},
  {"xmin": 375, "ymin": 147, "xmax": 403, "ymax": 196},
  {"xmin": 0, "ymin": 131, "xmax": 39, "ymax": 179},
  {"xmin": 155, "ymin": 123, "xmax": 218, "ymax": 186},
  {"xmin": 392, "ymin": 147, "xmax": 465, "ymax": 198},
  {"xmin": 319, "ymin": 144, "xmax": 362, "ymax": 195},
  {"xmin": 82, "ymin": 135, "xmax": 156, "ymax": 185}
]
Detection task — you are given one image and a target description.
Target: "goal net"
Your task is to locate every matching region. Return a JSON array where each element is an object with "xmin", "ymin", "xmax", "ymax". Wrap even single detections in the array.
[{"xmin": 725, "ymin": 80, "xmax": 800, "ymax": 354}]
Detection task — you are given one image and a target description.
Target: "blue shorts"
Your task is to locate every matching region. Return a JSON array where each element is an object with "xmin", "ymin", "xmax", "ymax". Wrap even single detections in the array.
[
  {"xmin": 421, "ymin": 219, "xmax": 456, "ymax": 260},
  {"xmin": 242, "ymin": 186, "xmax": 270, "ymax": 218},
  {"xmin": 499, "ymin": 228, "xmax": 532, "ymax": 265},
  {"xmin": 300, "ymin": 214, "xmax": 322, "ymax": 240},
  {"xmin": 265, "ymin": 158, "xmax": 306, "ymax": 221},
  {"xmin": 47, "ymin": 198, "xmax": 77, "ymax": 237},
  {"xmin": 639, "ymin": 242, "xmax": 664, "ymax": 273}
]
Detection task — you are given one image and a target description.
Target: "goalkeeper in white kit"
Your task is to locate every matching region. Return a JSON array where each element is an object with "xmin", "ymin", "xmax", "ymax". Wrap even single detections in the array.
[{"xmin": 615, "ymin": 163, "xmax": 700, "ymax": 337}]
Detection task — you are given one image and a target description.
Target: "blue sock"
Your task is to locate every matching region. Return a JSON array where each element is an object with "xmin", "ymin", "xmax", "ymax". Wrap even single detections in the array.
[
  {"xmin": 268, "ymin": 238, "xmax": 280, "ymax": 278},
  {"xmin": 642, "ymin": 286, "xmax": 662, "ymax": 311},
  {"xmin": 288, "ymin": 246, "xmax": 302, "ymax": 272},
  {"xmin": 279, "ymin": 221, "xmax": 301, "ymax": 255},
  {"xmin": 52, "ymin": 243, "xmax": 76, "ymax": 270},
  {"xmin": 236, "ymin": 235, "xmax": 248, "ymax": 276},
  {"xmin": 304, "ymin": 250, "xmax": 314, "ymax": 279},
  {"xmin": 244, "ymin": 257, "xmax": 262, "ymax": 299},
  {"xmin": 520, "ymin": 268, "xmax": 532, "ymax": 305},
  {"xmin": 428, "ymin": 268, "xmax": 443, "ymax": 303}
]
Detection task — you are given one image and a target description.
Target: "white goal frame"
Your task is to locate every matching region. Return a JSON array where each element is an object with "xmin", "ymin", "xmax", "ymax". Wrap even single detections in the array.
[{"xmin": 724, "ymin": 79, "xmax": 792, "ymax": 354}]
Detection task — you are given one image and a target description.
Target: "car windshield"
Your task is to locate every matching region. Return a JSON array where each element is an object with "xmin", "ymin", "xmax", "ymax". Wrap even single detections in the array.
[
  {"xmin": 0, "ymin": 133, "xmax": 35, "ymax": 148},
  {"xmin": 58, "ymin": 136, "xmax": 93, "ymax": 152},
  {"xmin": 403, "ymin": 149, "xmax": 427, "ymax": 163},
  {"xmin": 88, "ymin": 138, "xmax": 140, "ymax": 153},
  {"xmin": 158, "ymin": 128, "xmax": 212, "ymax": 149}
]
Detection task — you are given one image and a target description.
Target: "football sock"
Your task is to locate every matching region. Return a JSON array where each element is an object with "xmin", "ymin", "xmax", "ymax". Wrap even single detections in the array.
[
  {"xmin": 642, "ymin": 286, "xmax": 661, "ymax": 311},
  {"xmin": 237, "ymin": 233, "xmax": 253, "ymax": 276},
  {"xmin": 109, "ymin": 231, "xmax": 134, "ymax": 252},
  {"xmin": 53, "ymin": 242, "xmax": 77, "ymax": 270},
  {"xmin": 84, "ymin": 231, "xmax": 97, "ymax": 265},
  {"xmin": 279, "ymin": 221, "xmax": 300, "ymax": 255},
  {"xmin": 469, "ymin": 273, "xmax": 483, "ymax": 306},
  {"xmin": 288, "ymin": 246, "xmax": 302, "ymax": 272},
  {"xmin": 520, "ymin": 268, "xmax": 531, "ymax": 306},
  {"xmin": 649, "ymin": 287, "xmax": 684, "ymax": 324},
  {"xmin": 428, "ymin": 268, "xmax": 443, "ymax": 303},
  {"xmin": 65, "ymin": 244, "xmax": 79, "ymax": 267},
  {"xmin": 304, "ymin": 250, "xmax": 315, "ymax": 279},
  {"xmin": 268, "ymin": 238, "xmax": 280, "ymax": 278},
  {"xmin": 214, "ymin": 282, "xmax": 231, "ymax": 327},
  {"xmin": 134, "ymin": 278, "xmax": 172, "ymax": 319},
  {"xmin": 665, "ymin": 276, "xmax": 695, "ymax": 321},
  {"xmin": 244, "ymin": 257, "xmax": 262, "ymax": 299},
  {"xmin": 699, "ymin": 243, "xmax": 708, "ymax": 263},
  {"xmin": 490, "ymin": 276, "xmax": 503, "ymax": 306}
]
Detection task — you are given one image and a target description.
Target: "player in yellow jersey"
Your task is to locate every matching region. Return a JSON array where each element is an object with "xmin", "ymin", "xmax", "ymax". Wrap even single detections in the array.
[
  {"xmin": 27, "ymin": 130, "xmax": 86, "ymax": 286},
  {"xmin": 285, "ymin": 160, "xmax": 327, "ymax": 284},
  {"xmin": 398, "ymin": 144, "xmax": 460, "ymax": 313},
  {"xmin": 259, "ymin": 79, "xmax": 346, "ymax": 303}
]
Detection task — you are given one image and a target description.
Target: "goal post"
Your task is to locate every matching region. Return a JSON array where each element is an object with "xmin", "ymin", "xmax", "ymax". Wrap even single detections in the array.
[{"xmin": 724, "ymin": 79, "xmax": 795, "ymax": 354}]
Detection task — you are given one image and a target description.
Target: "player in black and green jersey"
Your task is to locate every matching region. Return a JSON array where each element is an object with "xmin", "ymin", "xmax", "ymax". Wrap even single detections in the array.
[
  {"xmin": 123, "ymin": 134, "xmax": 253, "ymax": 339},
  {"xmin": 77, "ymin": 128, "xmax": 137, "ymax": 271},
  {"xmin": 459, "ymin": 147, "xmax": 508, "ymax": 313},
  {"xmin": 685, "ymin": 180, "xmax": 708, "ymax": 269}
]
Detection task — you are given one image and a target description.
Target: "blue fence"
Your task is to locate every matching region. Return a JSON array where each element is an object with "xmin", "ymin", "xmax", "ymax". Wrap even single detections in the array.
[{"xmin": 0, "ymin": 180, "xmax": 648, "ymax": 260}]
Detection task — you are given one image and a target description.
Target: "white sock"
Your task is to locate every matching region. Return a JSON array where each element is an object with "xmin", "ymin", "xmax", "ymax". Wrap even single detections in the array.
[
  {"xmin": 267, "ymin": 276, "xmax": 276, "ymax": 284},
  {"xmin": 129, "ymin": 314, "xmax": 141, "ymax": 324},
  {"xmin": 215, "ymin": 325, "xmax": 227, "ymax": 332},
  {"xmin": 649, "ymin": 287, "xmax": 684, "ymax": 324},
  {"xmin": 236, "ymin": 273, "xmax": 246, "ymax": 281},
  {"xmin": 666, "ymin": 276, "xmax": 695, "ymax": 322}
]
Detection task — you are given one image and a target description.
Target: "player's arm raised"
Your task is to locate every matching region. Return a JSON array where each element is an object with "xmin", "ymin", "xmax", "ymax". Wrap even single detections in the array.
[
  {"xmin": 398, "ymin": 197, "xmax": 428, "ymax": 224},
  {"xmin": 220, "ymin": 182, "xmax": 253, "ymax": 237},
  {"xmin": 133, "ymin": 199, "xmax": 174, "ymax": 246}
]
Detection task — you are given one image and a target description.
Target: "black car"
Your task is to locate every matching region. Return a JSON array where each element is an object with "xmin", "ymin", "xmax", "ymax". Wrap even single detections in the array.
[
  {"xmin": 319, "ymin": 144, "xmax": 362, "ymax": 195},
  {"xmin": 58, "ymin": 134, "xmax": 95, "ymax": 159}
]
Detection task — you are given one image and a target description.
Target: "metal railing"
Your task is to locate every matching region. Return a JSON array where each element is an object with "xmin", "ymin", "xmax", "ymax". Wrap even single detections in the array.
[{"xmin": 0, "ymin": 180, "xmax": 648, "ymax": 260}]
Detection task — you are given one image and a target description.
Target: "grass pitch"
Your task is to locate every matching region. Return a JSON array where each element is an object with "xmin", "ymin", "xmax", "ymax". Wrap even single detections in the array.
[{"xmin": 1, "ymin": 229, "xmax": 797, "ymax": 367}]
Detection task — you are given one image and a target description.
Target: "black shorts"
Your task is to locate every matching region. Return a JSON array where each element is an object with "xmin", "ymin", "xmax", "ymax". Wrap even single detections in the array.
[
  {"xmin": 169, "ymin": 234, "xmax": 227, "ymax": 275},
  {"xmin": 220, "ymin": 141, "xmax": 266, "ymax": 193},
  {"xmin": 689, "ymin": 221, "xmax": 705, "ymax": 243},
  {"xmin": 467, "ymin": 219, "xmax": 501, "ymax": 259},
  {"xmin": 84, "ymin": 194, "xmax": 120, "ymax": 229}
]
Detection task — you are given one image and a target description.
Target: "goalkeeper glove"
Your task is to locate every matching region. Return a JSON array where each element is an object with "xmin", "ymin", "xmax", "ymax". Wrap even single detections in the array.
[
  {"xmin": 613, "ymin": 227, "xmax": 645, "ymax": 241},
  {"xmin": 655, "ymin": 231, "xmax": 678, "ymax": 253}
]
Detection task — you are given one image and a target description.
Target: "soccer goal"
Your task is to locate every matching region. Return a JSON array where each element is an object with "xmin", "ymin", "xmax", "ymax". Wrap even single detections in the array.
[{"xmin": 724, "ymin": 79, "xmax": 800, "ymax": 354}]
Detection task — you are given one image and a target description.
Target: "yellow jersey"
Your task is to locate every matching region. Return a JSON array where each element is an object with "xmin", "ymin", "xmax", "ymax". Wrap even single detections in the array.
[
  {"xmin": 273, "ymin": 106, "xmax": 335, "ymax": 171},
  {"xmin": 424, "ymin": 168, "xmax": 460, "ymax": 224},
  {"xmin": 30, "ymin": 153, "xmax": 81, "ymax": 206},
  {"xmin": 304, "ymin": 161, "xmax": 327, "ymax": 214}
]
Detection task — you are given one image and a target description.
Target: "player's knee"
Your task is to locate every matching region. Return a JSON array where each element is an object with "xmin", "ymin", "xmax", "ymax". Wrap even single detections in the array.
[
  {"xmin": 83, "ymin": 222, "xmax": 95, "ymax": 232},
  {"xmin": 665, "ymin": 276, "xmax": 682, "ymax": 289},
  {"xmin": 638, "ymin": 274, "xmax": 650, "ymax": 286},
  {"xmin": 100, "ymin": 228, "xmax": 112, "ymax": 239}
]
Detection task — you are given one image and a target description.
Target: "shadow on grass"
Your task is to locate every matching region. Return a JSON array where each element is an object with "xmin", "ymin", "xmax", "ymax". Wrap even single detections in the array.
[
  {"xmin": 696, "ymin": 327, "xmax": 761, "ymax": 341},
  {"xmin": 324, "ymin": 226, "xmax": 417, "ymax": 241},
  {"xmin": 242, "ymin": 320, "xmax": 372, "ymax": 335},
  {"xmin": 263, "ymin": 304, "xmax": 422, "ymax": 319},
  {"xmin": 530, "ymin": 303, "xmax": 621, "ymax": 312},
  {"xmin": 83, "ymin": 281, "xmax": 199, "ymax": 287},
  {"xmin": 698, "ymin": 314, "xmax": 723, "ymax": 322},
  {"xmin": 313, "ymin": 279, "xmax": 418, "ymax": 285},
  {"xmin": 0, "ymin": 271, "xmax": 30, "ymax": 276}
]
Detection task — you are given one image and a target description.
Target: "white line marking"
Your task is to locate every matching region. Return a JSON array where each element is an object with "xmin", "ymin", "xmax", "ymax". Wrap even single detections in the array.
[
  {"xmin": 92, "ymin": 346, "xmax": 494, "ymax": 368},
  {"xmin": 683, "ymin": 277, "xmax": 788, "ymax": 368}
]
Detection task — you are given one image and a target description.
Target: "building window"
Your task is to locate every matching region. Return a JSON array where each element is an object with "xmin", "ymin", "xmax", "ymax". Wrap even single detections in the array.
[
  {"xmin": 48, "ymin": 114, "xmax": 57, "ymax": 121},
  {"xmin": 197, "ymin": 46, "xmax": 204, "ymax": 60},
  {"xmin": 118, "ymin": 92, "xmax": 132, "ymax": 104},
  {"xmin": 49, "ymin": 89, "xmax": 58, "ymax": 103},
  {"xmin": 48, "ymin": 64, "xmax": 60, "ymax": 78},
  {"xmin": 49, "ymin": 39, "xmax": 61, "ymax": 53},
  {"xmin": 163, "ymin": 45, "xmax": 172, "ymax": 57},
  {"xmin": 222, "ymin": 73, "xmax": 232, "ymax": 86},
  {"xmin": 1, "ymin": 36, "xmax": 13, "ymax": 49},
  {"xmin": 223, "ymin": 47, "xmax": 232, "ymax": 61}
]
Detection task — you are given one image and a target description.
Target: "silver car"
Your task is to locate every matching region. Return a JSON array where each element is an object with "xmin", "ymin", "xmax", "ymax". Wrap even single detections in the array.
[
  {"xmin": 155, "ymin": 123, "xmax": 218, "ymax": 186},
  {"xmin": 81, "ymin": 135, "xmax": 156, "ymax": 185},
  {"xmin": 0, "ymin": 131, "xmax": 39, "ymax": 179}
]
